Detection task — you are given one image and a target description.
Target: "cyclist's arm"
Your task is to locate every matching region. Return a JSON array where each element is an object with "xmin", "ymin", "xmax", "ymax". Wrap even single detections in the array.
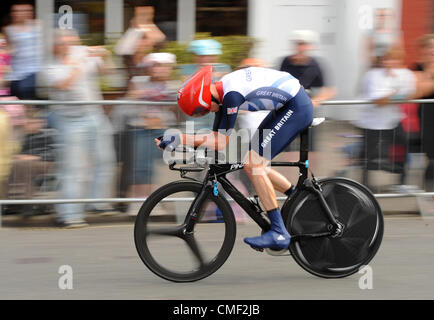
[
  {"xmin": 180, "ymin": 91, "xmax": 243, "ymax": 150},
  {"xmin": 181, "ymin": 132, "xmax": 229, "ymax": 150}
]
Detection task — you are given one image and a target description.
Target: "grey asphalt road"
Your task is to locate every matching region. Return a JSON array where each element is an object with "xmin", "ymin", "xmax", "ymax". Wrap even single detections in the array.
[{"xmin": 0, "ymin": 216, "xmax": 433, "ymax": 300}]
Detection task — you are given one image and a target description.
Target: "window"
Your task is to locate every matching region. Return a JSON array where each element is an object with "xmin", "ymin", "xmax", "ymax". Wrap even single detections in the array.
[
  {"xmin": 124, "ymin": 0, "xmax": 177, "ymax": 41},
  {"xmin": 55, "ymin": 0, "xmax": 105, "ymax": 44},
  {"xmin": 196, "ymin": 0, "xmax": 247, "ymax": 36}
]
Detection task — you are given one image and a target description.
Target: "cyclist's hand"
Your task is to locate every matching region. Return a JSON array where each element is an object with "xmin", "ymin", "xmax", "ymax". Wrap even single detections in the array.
[
  {"xmin": 156, "ymin": 134, "xmax": 181, "ymax": 151},
  {"xmin": 154, "ymin": 138, "xmax": 162, "ymax": 148}
]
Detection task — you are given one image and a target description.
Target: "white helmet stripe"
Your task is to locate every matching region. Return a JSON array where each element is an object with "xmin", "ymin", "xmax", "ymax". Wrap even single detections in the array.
[{"xmin": 198, "ymin": 77, "xmax": 209, "ymax": 107}]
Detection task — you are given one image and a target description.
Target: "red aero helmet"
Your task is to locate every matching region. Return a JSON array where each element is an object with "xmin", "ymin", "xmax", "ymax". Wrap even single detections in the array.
[{"xmin": 177, "ymin": 65, "xmax": 213, "ymax": 117}]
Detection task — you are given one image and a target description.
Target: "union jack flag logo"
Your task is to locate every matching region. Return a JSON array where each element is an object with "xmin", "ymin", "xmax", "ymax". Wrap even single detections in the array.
[{"xmin": 227, "ymin": 107, "xmax": 238, "ymax": 115}]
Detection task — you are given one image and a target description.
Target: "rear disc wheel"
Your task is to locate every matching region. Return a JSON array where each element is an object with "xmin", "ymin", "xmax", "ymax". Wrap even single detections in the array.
[{"xmin": 285, "ymin": 178, "xmax": 383, "ymax": 278}]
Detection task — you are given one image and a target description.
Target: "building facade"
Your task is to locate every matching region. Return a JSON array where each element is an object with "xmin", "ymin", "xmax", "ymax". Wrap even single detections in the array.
[{"xmin": 0, "ymin": 0, "xmax": 431, "ymax": 102}]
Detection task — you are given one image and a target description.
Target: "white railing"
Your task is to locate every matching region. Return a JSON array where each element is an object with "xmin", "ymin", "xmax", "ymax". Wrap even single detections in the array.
[{"xmin": 1, "ymin": 98, "xmax": 434, "ymax": 227}]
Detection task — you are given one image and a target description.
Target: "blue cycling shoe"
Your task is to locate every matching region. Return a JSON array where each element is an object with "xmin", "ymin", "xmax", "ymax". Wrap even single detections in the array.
[
  {"xmin": 244, "ymin": 209, "xmax": 291, "ymax": 250},
  {"xmin": 244, "ymin": 230, "xmax": 291, "ymax": 250}
]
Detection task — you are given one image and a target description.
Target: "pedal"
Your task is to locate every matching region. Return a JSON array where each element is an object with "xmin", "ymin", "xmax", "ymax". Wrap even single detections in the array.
[
  {"xmin": 250, "ymin": 246, "xmax": 264, "ymax": 253},
  {"xmin": 265, "ymin": 247, "xmax": 291, "ymax": 256}
]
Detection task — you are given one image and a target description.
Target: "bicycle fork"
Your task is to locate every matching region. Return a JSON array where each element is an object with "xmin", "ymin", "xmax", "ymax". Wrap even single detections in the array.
[
  {"xmin": 183, "ymin": 183, "xmax": 210, "ymax": 233},
  {"xmin": 303, "ymin": 179, "xmax": 345, "ymax": 238}
]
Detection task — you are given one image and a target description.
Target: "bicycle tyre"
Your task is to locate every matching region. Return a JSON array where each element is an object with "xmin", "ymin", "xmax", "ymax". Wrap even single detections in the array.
[
  {"xmin": 134, "ymin": 180, "xmax": 236, "ymax": 282},
  {"xmin": 282, "ymin": 177, "xmax": 383, "ymax": 278}
]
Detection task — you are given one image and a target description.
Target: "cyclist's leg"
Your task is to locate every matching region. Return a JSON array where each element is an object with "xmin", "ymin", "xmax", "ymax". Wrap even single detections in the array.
[
  {"xmin": 242, "ymin": 88, "xmax": 313, "ymax": 249},
  {"xmin": 243, "ymin": 150, "xmax": 277, "ymax": 210},
  {"xmin": 242, "ymin": 156, "xmax": 292, "ymax": 206},
  {"xmin": 246, "ymin": 88, "xmax": 313, "ymax": 202},
  {"xmin": 265, "ymin": 167, "xmax": 292, "ymax": 193},
  {"xmin": 243, "ymin": 150, "xmax": 291, "ymax": 250}
]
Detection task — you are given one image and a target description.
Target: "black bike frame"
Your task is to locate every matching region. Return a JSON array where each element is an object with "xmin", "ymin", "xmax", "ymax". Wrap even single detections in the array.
[
  {"xmin": 212, "ymin": 126, "xmax": 310, "ymax": 232},
  {"xmin": 176, "ymin": 126, "xmax": 340, "ymax": 235}
]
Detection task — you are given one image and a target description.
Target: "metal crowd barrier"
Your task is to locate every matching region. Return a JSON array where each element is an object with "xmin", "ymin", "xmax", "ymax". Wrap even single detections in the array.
[
  {"xmin": 0, "ymin": 98, "xmax": 433, "ymax": 106},
  {"xmin": 1, "ymin": 98, "xmax": 434, "ymax": 228}
]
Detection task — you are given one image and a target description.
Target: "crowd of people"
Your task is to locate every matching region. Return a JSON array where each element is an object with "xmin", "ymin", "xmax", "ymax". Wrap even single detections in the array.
[{"xmin": 0, "ymin": 2, "xmax": 433, "ymax": 227}]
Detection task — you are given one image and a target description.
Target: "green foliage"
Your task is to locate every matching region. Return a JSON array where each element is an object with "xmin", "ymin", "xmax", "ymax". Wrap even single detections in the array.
[
  {"xmin": 160, "ymin": 41, "xmax": 194, "ymax": 65},
  {"xmin": 96, "ymin": 33, "xmax": 256, "ymax": 91},
  {"xmin": 81, "ymin": 33, "xmax": 106, "ymax": 46},
  {"xmin": 160, "ymin": 33, "xmax": 257, "ymax": 70}
]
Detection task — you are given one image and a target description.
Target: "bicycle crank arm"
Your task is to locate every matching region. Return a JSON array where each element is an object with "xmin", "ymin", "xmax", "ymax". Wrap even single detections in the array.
[{"xmin": 291, "ymin": 231, "xmax": 332, "ymax": 242}]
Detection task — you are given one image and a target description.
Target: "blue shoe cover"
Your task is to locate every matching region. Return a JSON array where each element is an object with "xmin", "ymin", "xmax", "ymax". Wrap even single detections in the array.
[
  {"xmin": 244, "ymin": 230, "xmax": 290, "ymax": 250},
  {"xmin": 244, "ymin": 209, "xmax": 291, "ymax": 249}
]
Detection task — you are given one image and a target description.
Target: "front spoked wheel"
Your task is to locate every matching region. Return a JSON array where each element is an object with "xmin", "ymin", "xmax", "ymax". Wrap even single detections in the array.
[
  {"xmin": 284, "ymin": 178, "xmax": 384, "ymax": 278},
  {"xmin": 134, "ymin": 181, "xmax": 236, "ymax": 282}
]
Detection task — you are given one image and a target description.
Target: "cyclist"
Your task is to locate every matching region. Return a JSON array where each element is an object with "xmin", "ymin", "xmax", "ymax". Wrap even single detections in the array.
[{"xmin": 155, "ymin": 65, "xmax": 314, "ymax": 250}]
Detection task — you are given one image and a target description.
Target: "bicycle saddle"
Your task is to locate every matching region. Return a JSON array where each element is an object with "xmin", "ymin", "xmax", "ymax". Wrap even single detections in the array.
[{"xmin": 310, "ymin": 117, "xmax": 325, "ymax": 127}]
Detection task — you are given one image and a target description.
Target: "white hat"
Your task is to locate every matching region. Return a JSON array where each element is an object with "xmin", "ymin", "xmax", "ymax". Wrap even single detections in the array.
[
  {"xmin": 143, "ymin": 52, "xmax": 177, "ymax": 65},
  {"xmin": 291, "ymin": 30, "xmax": 319, "ymax": 44}
]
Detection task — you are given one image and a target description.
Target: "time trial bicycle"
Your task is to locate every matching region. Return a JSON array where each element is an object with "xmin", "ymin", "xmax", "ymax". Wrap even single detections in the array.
[{"xmin": 134, "ymin": 118, "xmax": 384, "ymax": 282}]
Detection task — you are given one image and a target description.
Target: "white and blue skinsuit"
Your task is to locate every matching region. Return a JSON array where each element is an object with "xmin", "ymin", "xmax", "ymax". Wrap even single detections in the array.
[{"xmin": 213, "ymin": 67, "xmax": 314, "ymax": 159}]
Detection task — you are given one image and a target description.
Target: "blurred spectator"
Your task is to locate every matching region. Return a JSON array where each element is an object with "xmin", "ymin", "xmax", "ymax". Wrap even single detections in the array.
[
  {"xmin": 0, "ymin": 96, "xmax": 26, "ymax": 142},
  {"xmin": 121, "ymin": 52, "xmax": 177, "ymax": 216},
  {"xmin": 279, "ymin": 30, "xmax": 336, "ymax": 163},
  {"xmin": 365, "ymin": 8, "xmax": 403, "ymax": 68},
  {"xmin": 44, "ymin": 29, "xmax": 117, "ymax": 228},
  {"xmin": 0, "ymin": 110, "xmax": 13, "ymax": 199},
  {"xmin": 3, "ymin": 1, "xmax": 42, "ymax": 100},
  {"xmin": 4, "ymin": 115, "xmax": 56, "ymax": 217},
  {"xmin": 280, "ymin": 30, "xmax": 336, "ymax": 107},
  {"xmin": 0, "ymin": 96, "xmax": 27, "ymax": 207},
  {"xmin": 179, "ymin": 39, "xmax": 232, "ymax": 132},
  {"xmin": 0, "ymin": 34, "xmax": 11, "ymax": 96},
  {"xmin": 413, "ymin": 34, "xmax": 434, "ymax": 191},
  {"xmin": 115, "ymin": 6, "xmax": 166, "ymax": 81},
  {"xmin": 180, "ymin": 39, "xmax": 231, "ymax": 81},
  {"xmin": 354, "ymin": 45, "xmax": 420, "ymax": 192}
]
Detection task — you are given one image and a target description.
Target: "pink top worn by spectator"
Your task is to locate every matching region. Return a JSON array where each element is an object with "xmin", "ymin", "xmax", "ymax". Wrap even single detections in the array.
[
  {"xmin": 0, "ymin": 52, "xmax": 11, "ymax": 95},
  {"xmin": 0, "ymin": 53, "xmax": 11, "ymax": 69}
]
